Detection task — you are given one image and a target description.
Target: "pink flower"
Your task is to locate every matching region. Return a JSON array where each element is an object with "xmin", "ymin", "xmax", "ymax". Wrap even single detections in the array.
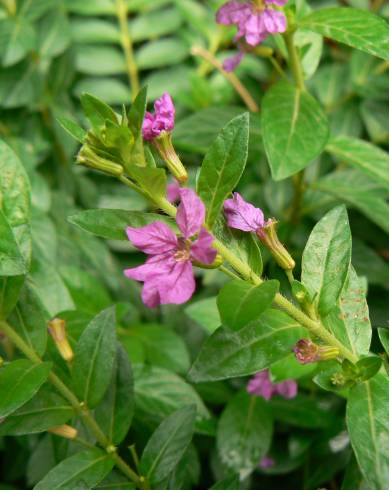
[
  {"xmin": 223, "ymin": 51, "xmax": 245, "ymax": 72},
  {"xmin": 259, "ymin": 456, "xmax": 275, "ymax": 469},
  {"xmin": 216, "ymin": 0, "xmax": 287, "ymax": 47},
  {"xmin": 142, "ymin": 92, "xmax": 175, "ymax": 141},
  {"xmin": 224, "ymin": 192, "xmax": 265, "ymax": 232},
  {"xmin": 124, "ymin": 188, "xmax": 217, "ymax": 308},
  {"xmin": 167, "ymin": 181, "xmax": 181, "ymax": 203},
  {"xmin": 247, "ymin": 369, "xmax": 297, "ymax": 400}
]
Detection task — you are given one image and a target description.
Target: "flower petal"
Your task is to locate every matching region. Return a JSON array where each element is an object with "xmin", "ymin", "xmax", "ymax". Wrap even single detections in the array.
[
  {"xmin": 124, "ymin": 253, "xmax": 173, "ymax": 281},
  {"xmin": 167, "ymin": 181, "xmax": 181, "ymax": 203},
  {"xmin": 158, "ymin": 260, "xmax": 196, "ymax": 305},
  {"xmin": 216, "ymin": 0, "xmax": 251, "ymax": 25},
  {"xmin": 176, "ymin": 188, "xmax": 206, "ymax": 238},
  {"xmin": 265, "ymin": 0, "xmax": 288, "ymax": 6},
  {"xmin": 223, "ymin": 51, "xmax": 244, "ymax": 72},
  {"xmin": 126, "ymin": 222, "xmax": 177, "ymax": 255},
  {"xmin": 263, "ymin": 9, "xmax": 286, "ymax": 34},
  {"xmin": 224, "ymin": 192, "xmax": 265, "ymax": 232},
  {"xmin": 191, "ymin": 228, "xmax": 217, "ymax": 264},
  {"xmin": 245, "ymin": 13, "xmax": 268, "ymax": 46},
  {"xmin": 275, "ymin": 379, "xmax": 297, "ymax": 399}
]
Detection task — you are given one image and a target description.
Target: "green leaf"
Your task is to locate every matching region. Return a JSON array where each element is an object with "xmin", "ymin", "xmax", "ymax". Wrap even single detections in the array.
[
  {"xmin": 0, "ymin": 210, "xmax": 27, "ymax": 275},
  {"xmin": 189, "ymin": 309, "xmax": 306, "ymax": 382},
  {"xmin": 127, "ymin": 86, "xmax": 148, "ymax": 167},
  {"xmin": 132, "ymin": 364, "xmax": 210, "ymax": 427},
  {"xmin": 80, "ymin": 93, "xmax": 117, "ymax": 133},
  {"xmin": 127, "ymin": 324, "xmax": 190, "ymax": 374},
  {"xmin": 217, "ymin": 391, "xmax": 273, "ymax": 475},
  {"xmin": 128, "ymin": 166, "xmax": 167, "ymax": 199},
  {"xmin": 300, "ymin": 8, "xmax": 389, "ymax": 61},
  {"xmin": 72, "ymin": 307, "xmax": 117, "ymax": 408},
  {"xmin": 0, "ymin": 276, "xmax": 25, "ymax": 319},
  {"xmin": 185, "ymin": 297, "xmax": 220, "ymax": 335},
  {"xmin": 197, "ymin": 113, "xmax": 249, "ymax": 228},
  {"xmin": 69, "ymin": 209, "xmax": 174, "ymax": 241},
  {"xmin": 135, "ymin": 38, "xmax": 189, "ymax": 69},
  {"xmin": 8, "ymin": 284, "xmax": 48, "ymax": 356},
  {"xmin": 301, "ymin": 205, "xmax": 351, "ymax": 316},
  {"xmin": 96, "ymin": 472, "xmax": 135, "ymax": 489},
  {"xmin": 129, "ymin": 8, "xmax": 182, "ymax": 42},
  {"xmin": 75, "ymin": 45, "xmax": 125, "ymax": 75},
  {"xmin": 0, "ymin": 17, "xmax": 36, "ymax": 66},
  {"xmin": 34, "ymin": 449, "xmax": 115, "ymax": 490},
  {"xmin": 323, "ymin": 267, "xmax": 371, "ymax": 356},
  {"xmin": 95, "ymin": 346, "xmax": 134, "ymax": 445},
  {"xmin": 326, "ymin": 136, "xmax": 389, "ymax": 191},
  {"xmin": 73, "ymin": 78, "xmax": 131, "ymax": 106},
  {"xmin": 269, "ymin": 394, "xmax": 332, "ymax": 428},
  {"xmin": 0, "ymin": 360, "xmax": 51, "ymax": 418},
  {"xmin": 355, "ymin": 356, "xmax": 382, "ymax": 382},
  {"xmin": 209, "ymin": 476, "xmax": 240, "ymax": 490},
  {"xmin": 346, "ymin": 373, "xmax": 389, "ymax": 489},
  {"xmin": 378, "ymin": 328, "xmax": 389, "ymax": 356},
  {"xmin": 270, "ymin": 354, "xmax": 317, "ymax": 382},
  {"xmin": 37, "ymin": 8, "xmax": 71, "ymax": 59},
  {"xmin": 70, "ymin": 19, "xmax": 120, "ymax": 44},
  {"xmin": 314, "ymin": 169, "xmax": 389, "ymax": 234},
  {"xmin": 217, "ymin": 280, "xmax": 279, "ymax": 331},
  {"xmin": 57, "ymin": 117, "xmax": 86, "ymax": 144},
  {"xmin": 140, "ymin": 405, "xmax": 196, "ymax": 484},
  {"xmin": 0, "ymin": 385, "xmax": 73, "ymax": 436},
  {"xmin": 261, "ymin": 80, "xmax": 329, "ymax": 180}
]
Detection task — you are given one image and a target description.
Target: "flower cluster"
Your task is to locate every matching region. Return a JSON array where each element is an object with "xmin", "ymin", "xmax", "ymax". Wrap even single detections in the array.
[
  {"xmin": 247, "ymin": 369, "xmax": 297, "ymax": 400},
  {"xmin": 124, "ymin": 188, "xmax": 217, "ymax": 307},
  {"xmin": 216, "ymin": 0, "xmax": 288, "ymax": 71},
  {"xmin": 142, "ymin": 92, "xmax": 175, "ymax": 141}
]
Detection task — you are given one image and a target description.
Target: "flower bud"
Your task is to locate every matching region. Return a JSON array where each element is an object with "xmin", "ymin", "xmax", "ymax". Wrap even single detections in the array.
[
  {"xmin": 293, "ymin": 339, "xmax": 340, "ymax": 364},
  {"xmin": 48, "ymin": 318, "xmax": 74, "ymax": 362},
  {"xmin": 152, "ymin": 132, "xmax": 188, "ymax": 184},
  {"xmin": 256, "ymin": 219, "xmax": 295, "ymax": 270},
  {"xmin": 48, "ymin": 424, "xmax": 78, "ymax": 440},
  {"xmin": 77, "ymin": 146, "xmax": 123, "ymax": 177}
]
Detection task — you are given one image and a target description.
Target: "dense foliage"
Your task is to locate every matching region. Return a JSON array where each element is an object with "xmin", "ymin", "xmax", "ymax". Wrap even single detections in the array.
[{"xmin": 0, "ymin": 0, "xmax": 389, "ymax": 489}]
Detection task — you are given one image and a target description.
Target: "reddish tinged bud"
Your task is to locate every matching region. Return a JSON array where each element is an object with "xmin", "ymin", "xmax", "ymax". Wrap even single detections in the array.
[
  {"xmin": 48, "ymin": 318, "xmax": 74, "ymax": 362},
  {"xmin": 152, "ymin": 132, "xmax": 188, "ymax": 183},
  {"xmin": 257, "ymin": 219, "xmax": 295, "ymax": 271},
  {"xmin": 294, "ymin": 339, "xmax": 340, "ymax": 364}
]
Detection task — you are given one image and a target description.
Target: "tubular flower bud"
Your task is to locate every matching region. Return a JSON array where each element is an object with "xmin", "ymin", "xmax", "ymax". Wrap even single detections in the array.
[
  {"xmin": 257, "ymin": 219, "xmax": 295, "ymax": 270},
  {"xmin": 48, "ymin": 318, "xmax": 74, "ymax": 362},
  {"xmin": 293, "ymin": 339, "xmax": 340, "ymax": 365},
  {"xmin": 48, "ymin": 425, "xmax": 78, "ymax": 440},
  {"xmin": 152, "ymin": 132, "xmax": 188, "ymax": 184},
  {"xmin": 77, "ymin": 146, "xmax": 123, "ymax": 177}
]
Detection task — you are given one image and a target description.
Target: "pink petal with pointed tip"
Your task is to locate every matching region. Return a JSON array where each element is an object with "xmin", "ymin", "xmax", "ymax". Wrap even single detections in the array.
[
  {"xmin": 224, "ymin": 192, "xmax": 265, "ymax": 232},
  {"xmin": 126, "ymin": 222, "xmax": 177, "ymax": 255},
  {"xmin": 176, "ymin": 188, "xmax": 206, "ymax": 238},
  {"xmin": 263, "ymin": 9, "xmax": 286, "ymax": 33},
  {"xmin": 158, "ymin": 260, "xmax": 196, "ymax": 305}
]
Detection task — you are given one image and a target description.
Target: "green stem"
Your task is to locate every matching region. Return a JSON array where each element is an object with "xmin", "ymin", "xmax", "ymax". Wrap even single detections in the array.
[
  {"xmin": 219, "ymin": 265, "xmax": 242, "ymax": 281},
  {"xmin": 115, "ymin": 0, "xmax": 140, "ymax": 98},
  {"xmin": 0, "ymin": 320, "xmax": 142, "ymax": 487},
  {"xmin": 132, "ymin": 189, "xmax": 359, "ymax": 364},
  {"xmin": 283, "ymin": 31, "xmax": 305, "ymax": 91}
]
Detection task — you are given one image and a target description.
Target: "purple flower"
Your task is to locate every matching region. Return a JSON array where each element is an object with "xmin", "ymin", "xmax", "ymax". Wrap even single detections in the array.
[
  {"xmin": 223, "ymin": 51, "xmax": 245, "ymax": 72},
  {"xmin": 224, "ymin": 192, "xmax": 265, "ymax": 232},
  {"xmin": 294, "ymin": 339, "xmax": 340, "ymax": 364},
  {"xmin": 167, "ymin": 181, "xmax": 181, "ymax": 203},
  {"xmin": 124, "ymin": 188, "xmax": 217, "ymax": 308},
  {"xmin": 216, "ymin": 0, "xmax": 287, "ymax": 48},
  {"xmin": 247, "ymin": 369, "xmax": 297, "ymax": 400},
  {"xmin": 259, "ymin": 456, "xmax": 275, "ymax": 469},
  {"xmin": 142, "ymin": 92, "xmax": 175, "ymax": 141}
]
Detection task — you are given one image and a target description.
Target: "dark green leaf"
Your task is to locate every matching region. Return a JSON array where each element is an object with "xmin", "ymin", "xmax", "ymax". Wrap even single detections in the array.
[
  {"xmin": 189, "ymin": 309, "xmax": 306, "ymax": 382},
  {"xmin": 0, "ymin": 385, "xmax": 73, "ymax": 436},
  {"xmin": 95, "ymin": 346, "xmax": 134, "ymax": 445},
  {"xmin": 209, "ymin": 476, "xmax": 240, "ymax": 490},
  {"xmin": 34, "ymin": 449, "xmax": 115, "ymax": 490},
  {"xmin": 269, "ymin": 394, "xmax": 332, "ymax": 428},
  {"xmin": 346, "ymin": 373, "xmax": 389, "ymax": 489},
  {"xmin": 96, "ymin": 471, "xmax": 135, "ymax": 489},
  {"xmin": 217, "ymin": 280, "xmax": 279, "ymax": 331},
  {"xmin": 0, "ymin": 276, "xmax": 25, "ymax": 319},
  {"xmin": 72, "ymin": 307, "xmax": 117, "ymax": 408},
  {"xmin": 261, "ymin": 80, "xmax": 329, "ymax": 180},
  {"xmin": 300, "ymin": 8, "xmax": 389, "ymax": 61},
  {"xmin": 217, "ymin": 391, "xmax": 273, "ymax": 475},
  {"xmin": 140, "ymin": 405, "xmax": 196, "ymax": 484},
  {"xmin": 0, "ymin": 360, "xmax": 51, "ymax": 418},
  {"xmin": 326, "ymin": 136, "xmax": 389, "ymax": 191},
  {"xmin": 0, "ymin": 17, "xmax": 36, "ymax": 66},
  {"xmin": 69, "ymin": 209, "xmax": 174, "ymax": 241},
  {"xmin": 301, "ymin": 205, "xmax": 351, "ymax": 316},
  {"xmin": 378, "ymin": 328, "xmax": 389, "ymax": 356},
  {"xmin": 0, "ymin": 210, "xmax": 27, "ymax": 275},
  {"xmin": 355, "ymin": 356, "xmax": 382, "ymax": 381},
  {"xmin": 197, "ymin": 114, "xmax": 249, "ymax": 228}
]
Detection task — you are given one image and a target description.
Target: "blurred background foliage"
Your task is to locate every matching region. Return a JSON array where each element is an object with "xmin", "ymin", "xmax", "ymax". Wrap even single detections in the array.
[{"xmin": 0, "ymin": 0, "xmax": 388, "ymax": 488}]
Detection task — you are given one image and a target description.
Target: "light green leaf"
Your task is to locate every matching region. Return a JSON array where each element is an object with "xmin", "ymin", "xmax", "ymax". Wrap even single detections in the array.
[
  {"xmin": 217, "ymin": 391, "xmax": 273, "ymax": 476},
  {"xmin": 189, "ymin": 309, "xmax": 306, "ymax": 382},
  {"xmin": 34, "ymin": 449, "xmax": 115, "ymax": 490},
  {"xmin": 135, "ymin": 38, "xmax": 188, "ymax": 69},
  {"xmin": 217, "ymin": 280, "xmax": 279, "ymax": 331},
  {"xmin": 69, "ymin": 209, "xmax": 174, "ymax": 241},
  {"xmin": 38, "ymin": 8, "xmax": 71, "ymax": 59},
  {"xmin": 261, "ymin": 80, "xmax": 329, "ymax": 180},
  {"xmin": 326, "ymin": 136, "xmax": 389, "ymax": 191},
  {"xmin": 300, "ymin": 8, "xmax": 389, "ymax": 61},
  {"xmin": 72, "ymin": 307, "xmax": 117, "ymax": 408},
  {"xmin": 70, "ymin": 19, "xmax": 120, "ymax": 44},
  {"xmin": 346, "ymin": 373, "xmax": 389, "ymax": 489},
  {"xmin": 127, "ymin": 86, "xmax": 147, "ymax": 167},
  {"xmin": 197, "ymin": 113, "xmax": 249, "ymax": 228},
  {"xmin": 128, "ymin": 166, "xmax": 167, "ymax": 199},
  {"xmin": 80, "ymin": 92, "xmax": 117, "ymax": 132},
  {"xmin": 0, "ymin": 385, "xmax": 73, "ymax": 436},
  {"xmin": 75, "ymin": 45, "xmax": 125, "ymax": 75},
  {"xmin": 323, "ymin": 267, "xmax": 371, "ymax": 356},
  {"xmin": 0, "ymin": 360, "xmax": 51, "ymax": 418},
  {"xmin": 301, "ymin": 206, "xmax": 351, "ymax": 316},
  {"xmin": 95, "ymin": 346, "xmax": 134, "ymax": 445},
  {"xmin": 314, "ymin": 169, "xmax": 389, "ymax": 234},
  {"xmin": 378, "ymin": 329, "xmax": 389, "ymax": 356},
  {"xmin": 57, "ymin": 117, "xmax": 86, "ymax": 144},
  {"xmin": 130, "ymin": 8, "xmax": 182, "ymax": 42},
  {"xmin": 73, "ymin": 78, "xmax": 131, "ymax": 105},
  {"xmin": 185, "ymin": 297, "xmax": 220, "ymax": 335},
  {"xmin": 0, "ymin": 17, "xmax": 36, "ymax": 66},
  {"xmin": 140, "ymin": 405, "xmax": 196, "ymax": 484}
]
